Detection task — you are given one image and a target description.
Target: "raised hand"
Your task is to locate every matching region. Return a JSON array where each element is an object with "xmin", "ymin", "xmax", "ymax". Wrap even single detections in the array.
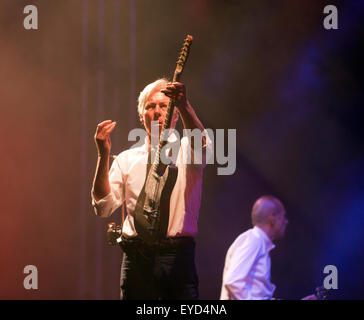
[
  {"xmin": 161, "ymin": 82, "xmax": 187, "ymax": 109},
  {"xmin": 94, "ymin": 120, "xmax": 117, "ymax": 157}
]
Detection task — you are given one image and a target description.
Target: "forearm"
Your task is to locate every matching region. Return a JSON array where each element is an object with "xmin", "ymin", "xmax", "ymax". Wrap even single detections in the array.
[
  {"xmin": 92, "ymin": 154, "xmax": 111, "ymax": 201},
  {"xmin": 161, "ymin": 82, "xmax": 206, "ymax": 148},
  {"xmin": 178, "ymin": 101, "xmax": 207, "ymax": 151},
  {"xmin": 178, "ymin": 100, "xmax": 205, "ymax": 131}
]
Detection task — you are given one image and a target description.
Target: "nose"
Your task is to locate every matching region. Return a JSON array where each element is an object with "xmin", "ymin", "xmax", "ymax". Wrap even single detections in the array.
[{"xmin": 154, "ymin": 104, "xmax": 162, "ymax": 118}]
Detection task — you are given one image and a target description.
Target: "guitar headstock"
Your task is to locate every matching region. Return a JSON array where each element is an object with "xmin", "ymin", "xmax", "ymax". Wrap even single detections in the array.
[{"xmin": 174, "ymin": 35, "xmax": 193, "ymax": 80}]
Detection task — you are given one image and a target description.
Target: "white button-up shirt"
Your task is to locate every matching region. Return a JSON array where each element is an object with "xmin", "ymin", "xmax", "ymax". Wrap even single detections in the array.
[
  {"xmin": 220, "ymin": 226, "xmax": 276, "ymax": 300},
  {"xmin": 91, "ymin": 133, "xmax": 211, "ymax": 238}
]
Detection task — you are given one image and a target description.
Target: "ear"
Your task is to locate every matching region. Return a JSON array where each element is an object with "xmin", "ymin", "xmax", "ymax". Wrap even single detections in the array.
[
  {"xmin": 139, "ymin": 113, "xmax": 144, "ymax": 125},
  {"xmin": 268, "ymin": 213, "xmax": 276, "ymax": 227}
]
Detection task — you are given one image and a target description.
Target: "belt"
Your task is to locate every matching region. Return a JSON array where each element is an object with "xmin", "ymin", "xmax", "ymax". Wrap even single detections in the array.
[{"xmin": 121, "ymin": 236, "xmax": 194, "ymax": 252}]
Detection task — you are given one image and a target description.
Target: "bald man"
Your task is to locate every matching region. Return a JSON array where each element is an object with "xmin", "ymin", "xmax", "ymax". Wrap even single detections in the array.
[{"xmin": 220, "ymin": 196, "xmax": 288, "ymax": 300}]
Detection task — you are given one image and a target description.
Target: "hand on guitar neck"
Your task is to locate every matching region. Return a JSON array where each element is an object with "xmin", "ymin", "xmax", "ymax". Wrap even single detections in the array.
[
  {"xmin": 272, "ymin": 286, "xmax": 329, "ymax": 300},
  {"xmin": 161, "ymin": 82, "xmax": 205, "ymax": 133},
  {"xmin": 301, "ymin": 286, "xmax": 328, "ymax": 300}
]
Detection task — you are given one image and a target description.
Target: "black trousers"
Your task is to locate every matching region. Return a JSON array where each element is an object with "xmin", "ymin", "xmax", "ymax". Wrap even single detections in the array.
[{"xmin": 120, "ymin": 237, "xmax": 199, "ymax": 300}]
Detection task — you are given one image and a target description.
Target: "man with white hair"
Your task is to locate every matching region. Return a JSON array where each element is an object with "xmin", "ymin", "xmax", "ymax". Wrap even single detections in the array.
[
  {"xmin": 91, "ymin": 79, "xmax": 210, "ymax": 299},
  {"xmin": 220, "ymin": 196, "xmax": 288, "ymax": 300}
]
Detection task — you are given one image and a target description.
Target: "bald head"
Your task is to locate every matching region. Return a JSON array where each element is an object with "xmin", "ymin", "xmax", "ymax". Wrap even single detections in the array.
[{"xmin": 251, "ymin": 195, "xmax": 285, "ymax": 226}]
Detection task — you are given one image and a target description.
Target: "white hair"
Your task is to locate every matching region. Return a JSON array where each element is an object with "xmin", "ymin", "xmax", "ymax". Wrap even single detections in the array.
[{"xmin": 137, "ymin": 78, "xmax": 169, "ymax": 116}]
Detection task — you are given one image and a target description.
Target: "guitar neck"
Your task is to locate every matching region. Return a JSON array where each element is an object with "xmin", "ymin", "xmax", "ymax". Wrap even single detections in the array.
[
  {"xmin": 152, "ymin": 104, "xmax": 174, "ymax": 174},
  {"xmin": 151, "ymin": 35, "xmax": 192, "ymax": 174}
]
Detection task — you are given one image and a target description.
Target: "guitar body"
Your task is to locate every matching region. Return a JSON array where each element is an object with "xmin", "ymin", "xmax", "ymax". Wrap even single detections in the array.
[
  {"xmin": 158, "ymin": 166, "xmax": 178, "ymax": 238},
  {"xmin": 134, "ymin": 165, "xmax": 178, "ymax": 244}
]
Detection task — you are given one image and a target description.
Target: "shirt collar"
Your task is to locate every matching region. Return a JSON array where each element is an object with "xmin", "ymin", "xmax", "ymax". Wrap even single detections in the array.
[{"xmin": 254, "ymin": 226, "xmax": 276, "ymax": 251}]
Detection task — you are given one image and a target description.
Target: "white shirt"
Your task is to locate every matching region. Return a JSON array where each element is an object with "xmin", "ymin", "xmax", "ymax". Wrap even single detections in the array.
[
  {"xmin": 91, "ymin": 133, "xmax": 211, "ymax": 238},
  {"xmin": 220, "ymin": 226, "xmax": 276, "ymax": 300}
]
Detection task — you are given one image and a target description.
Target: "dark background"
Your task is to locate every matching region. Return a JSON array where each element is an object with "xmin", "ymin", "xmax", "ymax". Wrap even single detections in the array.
[{"xmin": 0, "ymin": 0, "xmax": 363, "ymax": 299}]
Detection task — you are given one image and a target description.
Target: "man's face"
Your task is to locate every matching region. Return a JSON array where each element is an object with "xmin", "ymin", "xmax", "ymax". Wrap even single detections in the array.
[
  {"xmin": 140, "ymin": 90, "xmax": 169, "ymax": 138},
  {"xmin": 272, "ymin": 208, "xmax": 288, "ymax": 240}
]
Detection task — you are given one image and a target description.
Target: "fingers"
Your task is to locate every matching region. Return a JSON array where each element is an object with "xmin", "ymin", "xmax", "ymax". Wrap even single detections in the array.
[
  {"xmin": 94, "ymin": 120, "xmax": 116, "ymax": 156},
  {"xmin": 163, "ymin": 82, "xmax": 185, "ymax": 93},
  {"xmin": 95, "ymin": 121, "xmax": 117, "ymax": 138},
  {"xmin": 161, "ymin": 82, "xmax": 186, "ymax": 103},
  {"xmin": 162, "ymin": 92, "xmax": 185, "ymax": 101},
  {"xmin": 96, "ymin": 120, "xmax": 116, "ymax": 130},
  {"xmin": 101, "ymin": 123, "xmax": 116, "ymax": 137},
  {"xmin": 97, "ymin": 119, "xmax": 113, "ymax": 128},
  {"xmin": 104, "ymin": 122, "xmax": 117, "ymax": 134},
  {"xmin": 167, "ymin": 81, "xmax": 183, "ymax": 87}
]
